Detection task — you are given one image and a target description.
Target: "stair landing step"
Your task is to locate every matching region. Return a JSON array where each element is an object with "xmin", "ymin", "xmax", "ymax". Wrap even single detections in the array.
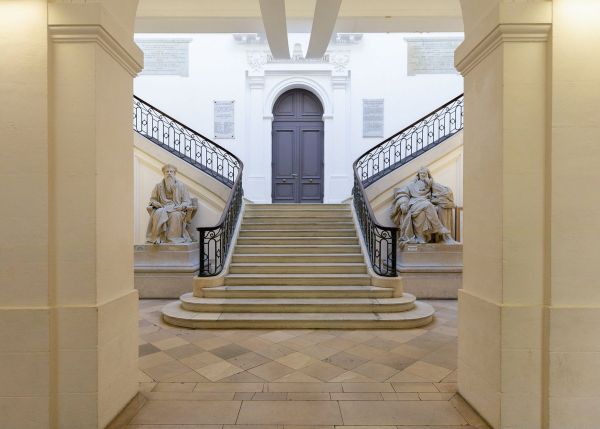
[
  {"xmin": 162, "ymin": 301, "xmax": 435, "ymax": 329},
  {"xmin": 203, "ymin": 285, "xmax": 393, "ymax": 298}
]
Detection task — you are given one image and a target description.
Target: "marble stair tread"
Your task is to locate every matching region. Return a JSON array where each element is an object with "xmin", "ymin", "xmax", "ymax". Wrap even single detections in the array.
[
  {"xmin": 228, "ymin": 262, "xmax": 367, "ymax": 275},
  {"xmin": 162, "ymin": 301, "xmax": 435, "ymax": 329},
  {"xmin": 247, "ymin": 203, "xmax": 349, "ymax": 209},
  {"xmin": 242, "ymin": 217, "xmax": 351, "ymax": 222},
  {"xmin": 234, "ymin": 245, "xmax": 362, "ymax": 254},
  {"xmin": 242, "ymin": 222, "xmax": 355, "ymax": 229},
  {"xmin": 236, "ymin": 237, "xmax": 359, "ymax": 245},
  {"xmin": 202, "ymin": 287, "xmax": 393, "ymax": 298},
  {"xmin": 224, "ymin": 274, "xmax": 371, "ymax": 286},
  {"xmin": 232, "ymin": 254, "xmax": 365, "ymax": 263},
  {"xmin": 238, "ymin": 229, "xmax": 357, "ymax": 236},
  {"xmin": 180, "ymin": 292, "xmax": 414, "ymax": 306}
]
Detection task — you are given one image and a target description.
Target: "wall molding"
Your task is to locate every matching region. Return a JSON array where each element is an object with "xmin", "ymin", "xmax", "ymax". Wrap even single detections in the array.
[
  {"xmin": 455, "ymin": 24, "xmax": 551, "ymax": 76},
  {"xmin": 49, "ymin": 25, "xmax": 143, "ymax": 77}
]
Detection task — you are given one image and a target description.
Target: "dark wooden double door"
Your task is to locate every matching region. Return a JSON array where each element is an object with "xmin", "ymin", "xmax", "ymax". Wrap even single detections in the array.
[{"xmin": 272, "ymin": 89, "xmax": 324, "ymax": 203}]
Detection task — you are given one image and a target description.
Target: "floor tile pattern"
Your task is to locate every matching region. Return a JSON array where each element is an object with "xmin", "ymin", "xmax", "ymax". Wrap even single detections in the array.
[{"xmin": 123, "ymin": 299, "xmax": 490, "ymax": 429}]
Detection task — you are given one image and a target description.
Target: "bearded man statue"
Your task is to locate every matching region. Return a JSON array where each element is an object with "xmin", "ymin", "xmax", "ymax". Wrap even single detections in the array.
[
  {"xmin": 391, "ymin": 167, "xmax": 456, "ymax": 245},
  {"xmin": 146, "ymin": 164, "xmax": 197, "ymax": 244}
]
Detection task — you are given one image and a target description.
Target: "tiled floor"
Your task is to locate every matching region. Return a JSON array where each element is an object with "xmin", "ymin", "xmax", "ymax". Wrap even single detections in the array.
[{"xmin": 125, "ymin": 299, "xmax": 490, "ymax": 429}]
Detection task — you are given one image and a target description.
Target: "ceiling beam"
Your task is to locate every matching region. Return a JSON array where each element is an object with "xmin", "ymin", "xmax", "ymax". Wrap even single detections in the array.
[
  {"xmin": 259, "ymin": 0, "xmax": 290, "ymax": 59},
  {"xmin": 305, "ymin": 0, "xmax": 342, "ymax": 59}
]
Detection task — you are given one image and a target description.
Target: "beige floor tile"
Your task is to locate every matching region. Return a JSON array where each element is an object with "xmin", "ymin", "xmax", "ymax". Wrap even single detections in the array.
[
  {"xmin": 143, "ymin": 360, "xmax": 195, "ymax": 382},
  {"xmin": 218, "ymin": 371, "xmax": 268, "ymax": 383},
  {"xmin": 180, "ymin": 352, "xmax": 224, "ymax": 370},
  {"xmin": 142, "ymin": 391, "xmax": 235, "ymax": 401},
  {"xmin": 249, "ymin": 361, "xmax": 296, "ymax": 381},
  {"xmin": 236, "ymin": 401, "xmax": 343, "ymax": 425},
  {"xmin": 435, "ymin": 382, "xmax": 458, "ymax": 393},
  {"xmin": 195, "ymin": 361, "xmax": 244, "ymax": 382},
  {"xmin": 287, "ymin": 392, "xmax": 331, "ymax": 401},
  {"xmin": 442, "ymin": 370, "xmax": 458, "ymax": 382},
  {"xmin": 266, "ymin": 383, "xmax": 343, "ymax": 393},
  {"xmin": 260, "ymin": 331, "xmax": 300, "ymax": 343},
  {"xmin": 138, "ymin": 369, "xmax": 154, "ymax": 382},
  {"xmin": 334, "ymin": 426, "xmax": 398, "ymax": 429},
  {"xmin": 194, "ymin": 382, "xmax": 264, "ymax": 393},
  {"xmin": 352, "ymin": 362, "xmax": 399, "ymax": 382},
  {"xmin": 345, "ymin": 344, "xmax": 386, "ymax": 360},
  {"xmin": 301, "ymin": 344, "xmax": 340, "ymax": 360},
  {"xmin": 450, "ymin": 394, "xmax": 492, "ymax": 428},
  {"xmin": 139, "ymin": 351, "xmax": 175, "ymax": 370},
  {"xmin": 152, "ymin": 382, "xmax": 196, "ymax": 392},
  {"xmin": 238, "ymin": 336, "xmax": 274, "ymax": 351},
  {"xmin": 300, "ymin": 361, "xmax": 347, "ymax": 382},
  {"xmin": 318, "ymin": 337, "xmax": 358, "ymax": 351},
  {"xmin": 165, "ymin": 371, "xmax": 211, "ymax": 383},
  {"xmin": 152, "ymin": 336, "xmax": 189, "ymax": 350},
  {"xmin": 130, "ymin": 400, "xmax": 241, "ymax": 425},
  {"xmin": 273, "ymin": 371, "xmax": 323, "ymax": 383},
  {"xmin": 339, "ymin": 400, "xmax": 466, "ymax": 426},
  {"xmin": 255, "ymin": 344, "xmax": 296, "ymax": 360},
  {"xmin": 193, "ymin": 336, "xmax": 231, "ymax": 350},
  {"xmin": 329, "ymin": 371, "xmax": 377, "ymax": 383},
  {"xmin": 226, "ymin": 351, "xmax": 270, "ymax": 370},
  {"xmin": 252, "ymin": 392, "xmax": 288, "ymax": 400},
  {"xmin": 403, "ymin": 361, "xmax": 453, "ymax": 382},
  {"xmin": 419, "ymin": 392, "xmax": 456, "ymax": 401},
  {"xmin": 124, "ymin": 425, "xmax": 222, "ymax": 429},
  {"xmin": 388, "ymin": 344, "xmax": 431, "ymax": 360},
  {"xmin": 276, "ymin": 352, "xmax": 319, "ymax": 370},
  {"xmin": 279, "ymin": 336, "xmax": 317, "ymax": 351},
  {"xmin": 233, "ymin": 392, "xmax": 254, "ymax": 400},
  {"xmin": 339, "ymin": 331, "xmax": 375, "ymax": 343},
  {"xmin": 391, "ymin": 382, "xmax": 438, "ymax": 393},
  {"xmin": 341, "ymin": 383, "xmax": 394, "ymax": 393},
  {"xmin": 385, "ymin": 370, "xmax": 431, "ymax": 383},
  {"xmin": 224, "ymin": 425, "xmax": 282, "ymax": 429},
  {"xmin": 381, "ymin": 392, "xmax": 420, "ymax": 400},
  {"xmin": 330, "ymin": 392, "xmax": 382, "ymax": 400},
  {"xmin": 324, "ymin": 351, "xmax": 369, "ymax": 371}
]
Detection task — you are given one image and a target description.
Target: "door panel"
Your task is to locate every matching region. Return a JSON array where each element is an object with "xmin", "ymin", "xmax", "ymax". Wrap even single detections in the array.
[{"xmin": 272, "ymin": 89, "xmax": 324, "ymax": 203}]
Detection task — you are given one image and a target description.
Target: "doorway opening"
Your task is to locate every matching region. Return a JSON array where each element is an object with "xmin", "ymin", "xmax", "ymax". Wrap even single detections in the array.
[{"xmin": 271, "ymin": 88, "xmax": 324, "ymax": 203}]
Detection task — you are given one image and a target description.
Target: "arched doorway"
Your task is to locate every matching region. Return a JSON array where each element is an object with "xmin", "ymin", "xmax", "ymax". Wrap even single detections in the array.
[{"xmin": 271, "ymin": 88, "xmax": 324, "ymax": 203}]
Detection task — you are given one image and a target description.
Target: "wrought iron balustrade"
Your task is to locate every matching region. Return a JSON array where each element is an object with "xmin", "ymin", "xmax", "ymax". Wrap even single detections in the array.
[
  {"xmin": 133, "ymin": 96, "xmax": 240, "ymax": 187},
  {"xmin": 352, "ymin": 94, "xmax": 464, "ymax": 277},
  {"xmin": 132, "ymin": 96, "xmax": 244, "ymax": 277}
]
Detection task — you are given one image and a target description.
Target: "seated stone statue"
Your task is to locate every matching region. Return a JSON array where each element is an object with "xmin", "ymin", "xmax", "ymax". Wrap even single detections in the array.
[
  {"xmin": 146, "ymin": 164, "xmax": 197, "ymax": 244},
  {"xmin": 391, "ymin": 167, "xmax": 456, "ymax": 245}
]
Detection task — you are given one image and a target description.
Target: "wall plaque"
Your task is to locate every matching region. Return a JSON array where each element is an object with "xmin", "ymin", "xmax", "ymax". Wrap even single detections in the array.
[
  {"xmin": 406, "ymin": 37, "xmax": 462, "ymax": 76},
  {"xmin": 363, "ymin": 99, "xmax": 384, "ymax": 138},
  {"xmin": 214, "ymin": 101, "xmax": 235, "ymax": 139},
  {"xmin": 136, "ymin": 38, "xmax": 191, "ymax": 76}
]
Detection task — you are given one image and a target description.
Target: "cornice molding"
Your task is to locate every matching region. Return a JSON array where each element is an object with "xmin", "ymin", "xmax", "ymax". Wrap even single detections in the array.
[
  {"xmin": 49, "ymin": 25, "xmax": 143, "ymax": 77},
  {"xmin": 455, "ymin": 24, "xmax": 551, "ymax": 76}
]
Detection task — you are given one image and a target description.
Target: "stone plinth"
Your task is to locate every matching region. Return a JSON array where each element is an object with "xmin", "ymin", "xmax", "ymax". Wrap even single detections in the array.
[
  {"xmin": 134, "ymin": 242, "xmax": 199, "ymax": 298},
  {"xmin": 397, "ymin": 243, "xmax": 462, "ymax": 299}
]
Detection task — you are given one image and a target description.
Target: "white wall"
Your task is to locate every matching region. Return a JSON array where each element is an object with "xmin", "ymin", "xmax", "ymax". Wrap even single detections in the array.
[{"xmin": 134, "ymin": 33, "xmax": 463, "ymax": 202}]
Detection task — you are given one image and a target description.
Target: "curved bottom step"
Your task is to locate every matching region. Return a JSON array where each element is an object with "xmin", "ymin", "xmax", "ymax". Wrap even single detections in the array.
[{"xmin": 161, "ymin": 300, "xmax": 435, "ymax": 329}]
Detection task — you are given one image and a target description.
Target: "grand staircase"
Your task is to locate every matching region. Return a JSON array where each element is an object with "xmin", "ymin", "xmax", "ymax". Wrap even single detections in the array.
[{"xmin": 162, "ymin": 203, "xmax": 435, "ymax": 329}]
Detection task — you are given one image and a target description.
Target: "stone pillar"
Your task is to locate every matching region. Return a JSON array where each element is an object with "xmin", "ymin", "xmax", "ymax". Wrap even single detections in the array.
[
  {"xmin": 327, "ymin": 73, "xmax": 352, "ymax": 202},
  {"xmin": 0, "ymin": 1, "xmax": 142, "ymax": 428},
  {"xmin": 246, "ymin": 75, "xmax": 268, "ymax": 202},
  {"xmin": 547, "ymin": 1, "xmax": 600, "ymax": 427},
  {"xmin": 457, "ymin": 1, "xmax": 600, "ymax": 428},
  {"xmin": 455, "ymin": 1, "xmax": 551, "ymax": 428}
]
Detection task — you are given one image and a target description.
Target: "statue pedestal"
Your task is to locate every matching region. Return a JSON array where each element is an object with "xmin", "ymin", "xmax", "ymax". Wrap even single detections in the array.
[
  {"xmin": 397, "ymin": 243, "xmax": 463, "ymax": 299},
  {"xmin": 134, "ymin": 242, "xmax": 199, "ymax": 298}
]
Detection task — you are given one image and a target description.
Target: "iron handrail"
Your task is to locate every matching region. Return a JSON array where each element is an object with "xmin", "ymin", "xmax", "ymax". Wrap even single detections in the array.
[
  {"xmin": 133, "ymin": 95, "xmax": 241, "ymax": 187},
  {"xmin": 352, "ymin": 94, "xmax": 464, "ymax": 276},
  {"xmin": 132, "ymin": 95, "xmax": 244, "ymax": 277}
]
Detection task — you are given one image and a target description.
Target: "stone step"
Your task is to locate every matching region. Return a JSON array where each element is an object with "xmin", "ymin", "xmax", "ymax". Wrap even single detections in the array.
[
  {"xmin": 224, "ymin": 273, "xmax": 371, "ymax": 286},
  {"xmin": 242, "ymin": 222, "xmax": 355, "ymax": 230},
  {"xmin": 202, "ymin": 285, "xmax": 394, "ymax": 299},
  {"xmin": 236, "ymin": 237, "xmax": 359, "ymax": 246},
  {"xmin": 234, "ymin": 245, "xmax": 362, "ymax": 254},
  {"xmin": 231, "ymin": 253, "xmax": 365, "ymax": 263},
  {"xmin": 244, "ymin": 209, "xmax": 351, "ymax": 218},
  {"xmin": 162, "ymin": 301, "xmax": 435, "ymax": 329},
  {"xmin": 246, "ymin": 204, "xmax": 349, "ymax": 210},
  {"xmin": 179, "ymin": 293, "xmax": 415, "ymax": 313},
  {"xmin": 243, "ymin": 216, "xmax": 351, "ymax": 223},
  {"xmin": 228, "ymin": 263, "xmax": 367, "ymax": 274},
  {"xmin": 239, "ymin": 229, "xmax": 357, "ymax": 237}
]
